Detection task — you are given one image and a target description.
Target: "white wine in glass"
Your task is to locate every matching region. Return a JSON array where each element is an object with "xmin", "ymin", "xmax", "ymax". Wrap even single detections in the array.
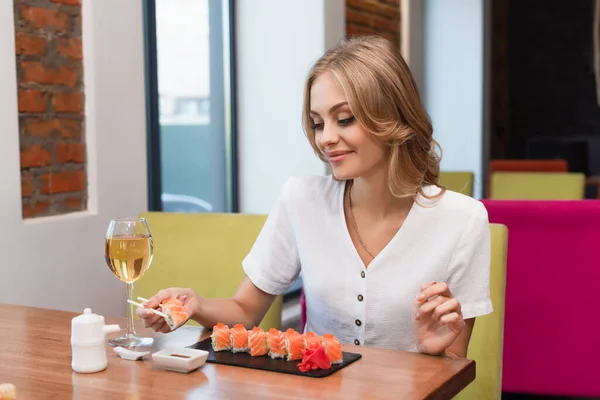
[{"xmin": 105, "ymin": 217, "xmax": 154, "ymax": 347}]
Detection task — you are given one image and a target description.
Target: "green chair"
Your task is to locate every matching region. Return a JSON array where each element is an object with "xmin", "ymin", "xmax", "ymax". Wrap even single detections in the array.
[
  {"xmin": 490, "ymin": 172, "xmax": 585, "ymax": 200},
  {"xmin": 455, "ymin": 223, "xmax": 508, "ymax": 400},
  {"xmin": 439, "ymin": 171, "xmax": 474, "ymax": 197},
  {"xmin": 135, "ymin": 212, "xmax": 282, "ymax": 331}
]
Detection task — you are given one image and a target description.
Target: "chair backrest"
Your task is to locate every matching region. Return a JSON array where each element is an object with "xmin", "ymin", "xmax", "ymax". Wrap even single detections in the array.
[
  {"xmin": 454, "ymin": 223, "xmax": 508, "ymax": 400},
  {"xmin": 490, "ymin": 172, "xmax": 585, "ymax": 200},
  {"xmin": 439, "ymin": 171, "xmax": 475, "ymax": 197},
  {"xmin": 487, "ymin": 159, "xmax": 569, "ymax": 197},
  {"xmin": 135, "ymin": 212, "xmax": 282, "ymax": 331},
  {"xmin": 482, "ymin": 200, "xmax": 600, "ymax": 397},
  {"xmin": 489, "ymin": 159, "xmax": 568, "ymax": 174}
]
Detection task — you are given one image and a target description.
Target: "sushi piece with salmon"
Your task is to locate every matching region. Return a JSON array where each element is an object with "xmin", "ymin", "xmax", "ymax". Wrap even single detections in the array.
[
  {"xmin": 283, "ymin": 328, "xmax": 305, "ymax": 361},
  {"xmin": 303, "ymin": 331, "xmax": 322, "ymax": 349},
  {"xmin": 266, "ymin": 328, "xmax": 287, "ymax": 359},
  {"xmin": 136, "ymin": 296, "xmax": 189, "ymax": 331},
  {"xmin": 0, "ymin": 383, "xmax": 16, "ymax": 400},
  {"xmin": 160, "ymin": 296, "xmax": 190, "ymax": 330},
  {"xmin": 211, "ymin": 322, "xmax": 232, "ymax": 351},
  {"xmin": 248, "ymin": 326, "xmax": 268, "ymax": 356},
  {"xmin": 321, "ymin": 333, "xmax": 343, "ymax": 364},
  {"xmin": 230, "ymin": 324, "xmax": 250, "ymax": 353}
]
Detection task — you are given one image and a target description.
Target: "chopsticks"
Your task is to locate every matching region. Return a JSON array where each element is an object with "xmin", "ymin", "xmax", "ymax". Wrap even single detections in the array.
[
  {"xmin": 126, "ymin": 299, "xmax": 167, "ymax": 319},
  {"xmin": 135, "ymin": 296, "xmax": 166, "ymax": 311}
]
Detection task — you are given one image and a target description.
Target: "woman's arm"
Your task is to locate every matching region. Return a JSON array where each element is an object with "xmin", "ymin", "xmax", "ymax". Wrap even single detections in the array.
[
  {"xmin": 141, "ymin": 178, "xmax": 301, "ymax": 333},
  {"xmin": 415, "ymin": 281, "xmax": 473, "ymax": 357},
  {"xmin": 138, "ymin": 276, "xmax": 276, "ymax": 332},
  {"xmin": 444, "ymin": 318, "xmax": 475, "ymax": 358},
  {"xmin": 435, "ymin": 201, "xmax": 492, "ymax": 358},
  {"xmin": 194, "ymin": 276, "xmax": 276, "ymax": 329}
]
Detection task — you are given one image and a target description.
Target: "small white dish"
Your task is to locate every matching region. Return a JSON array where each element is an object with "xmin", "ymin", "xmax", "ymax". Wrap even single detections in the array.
[
  {"xmin": 152, "ymin": 347, "xmax": 209, "ymax": 373},
  {"xmin": 113, "ymin": 346, "xmax": 150, "ymax": 361}
]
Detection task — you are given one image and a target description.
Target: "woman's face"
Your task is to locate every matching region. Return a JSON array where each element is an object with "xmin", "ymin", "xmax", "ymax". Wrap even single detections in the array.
[{"xmin": 310, "ymin": 71, "xmax": 388, "ymax": 181}]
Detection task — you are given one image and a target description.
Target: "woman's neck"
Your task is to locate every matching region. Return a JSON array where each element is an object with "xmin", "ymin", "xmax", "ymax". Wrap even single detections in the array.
[{"xmin": 348, "ymin": 169, "xmax": 414, "ymax": 220}]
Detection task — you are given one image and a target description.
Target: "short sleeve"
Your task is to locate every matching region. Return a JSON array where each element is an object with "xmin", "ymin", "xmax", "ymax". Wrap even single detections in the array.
[
  {"xmin": 446, "ymin": 202, "xmax": 493, "ymax": 319},
  {"xmin": 242, "ymin": 178, "xmax": 301, "ymax": 295}
]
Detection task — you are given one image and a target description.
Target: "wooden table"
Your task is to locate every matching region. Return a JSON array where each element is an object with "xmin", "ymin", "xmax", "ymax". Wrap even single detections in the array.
[{"xmin": 0, "ymin": 305, "xmax": 475, "ymax": 399}]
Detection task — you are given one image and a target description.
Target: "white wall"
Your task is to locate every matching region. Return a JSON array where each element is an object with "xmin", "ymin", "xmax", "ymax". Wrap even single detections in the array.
[
  {"xmin": 422, "ymin": 0, "xmax": 485, "ymax": 198},
  {"xmin": 236, "ymin": 0, "xmax": 345, "ymax": 213},
  {"xmin": 401, "ymin": 0, "xmax": 425, "ymax": 92},
  {"xmin": 0, "ymin": 0, "xmax": 148, "ymax": 317}
]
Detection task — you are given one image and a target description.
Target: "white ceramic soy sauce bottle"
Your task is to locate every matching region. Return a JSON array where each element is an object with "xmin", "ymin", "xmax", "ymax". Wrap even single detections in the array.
[{"xmin": 71, "ymin": 308, "xmax": 120, "ymax": 373}]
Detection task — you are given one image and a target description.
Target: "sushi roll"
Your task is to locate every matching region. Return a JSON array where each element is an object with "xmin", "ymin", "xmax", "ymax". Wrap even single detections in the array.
[
  {"xmin": 283, "ymin": 328, "xmax": 305, "ymax": 361},
  {"xmin": 248, "ymin": 326, "xmax": 268, "ymax": 356},
  {"xmin": 0, "ymin": 383, "xmax": 16, "ymax": 400},
  {"xmin": 303, "ymin": 331, "xmax": 322, "ymax": 349},
  {"xmin": 160, "ymin": 297, "xmax": 189, "ymax": 330},
  {"xmin": 211, "ymin": 322, "xmax": 232, "ymax": 351},
  {"xmin": 321, "ymin": 333, "xmax": 343, "ymax": 364},
  {"xmin": 266, "ymin": 328, "xmax": 287, "ymax": 359},
  {"xmin": 230, "ymin": 324, "xmax": 250, "ymax": 353}
]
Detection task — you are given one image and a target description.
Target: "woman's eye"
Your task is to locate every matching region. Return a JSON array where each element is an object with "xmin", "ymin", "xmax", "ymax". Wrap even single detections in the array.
[
  {"xmin": 338, "ymin": 116, "xmax": 355, "ymax": 126},
  {"xmin": 311, "ymin": 122, "xmax": 324, "ymax": 131}
]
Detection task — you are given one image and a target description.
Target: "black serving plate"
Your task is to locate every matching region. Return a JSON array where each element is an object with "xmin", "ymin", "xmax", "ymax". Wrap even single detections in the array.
[{"xmin": 187, "ymin": 338, "xmax": 362, "ymax": 378}]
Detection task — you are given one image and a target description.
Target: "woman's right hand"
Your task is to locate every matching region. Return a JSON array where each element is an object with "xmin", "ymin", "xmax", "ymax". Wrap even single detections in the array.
[{"xmin": 136, "ymin": 287, "xmax": 201, "ymax": 333}]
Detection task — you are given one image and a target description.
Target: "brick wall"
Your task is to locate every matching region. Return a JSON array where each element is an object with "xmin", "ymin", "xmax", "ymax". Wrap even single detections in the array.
[
  {"xmin": 14, "ymin": 0, "xmax": 86, "ymax": 219},
  {"xmin": 346, "ymin": 0, "xmax": 400, "ymax": 48}
]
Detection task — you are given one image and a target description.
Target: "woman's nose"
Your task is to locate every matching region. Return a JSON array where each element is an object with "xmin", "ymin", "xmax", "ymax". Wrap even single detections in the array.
[{"xmin": 318, "ymin": 124, "xmax": 340, "ymax": 147}]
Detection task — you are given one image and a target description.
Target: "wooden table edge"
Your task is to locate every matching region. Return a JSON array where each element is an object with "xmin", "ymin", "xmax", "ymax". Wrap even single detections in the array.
[{"xmin": 426, "ymin": 358, "xmax": 476, "ymax": 400}]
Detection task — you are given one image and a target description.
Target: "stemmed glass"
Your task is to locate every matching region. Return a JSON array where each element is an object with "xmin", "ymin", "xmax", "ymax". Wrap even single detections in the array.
[{"xmin": 104, "ymin": 217, "xmax": 154, "ymax": 347}]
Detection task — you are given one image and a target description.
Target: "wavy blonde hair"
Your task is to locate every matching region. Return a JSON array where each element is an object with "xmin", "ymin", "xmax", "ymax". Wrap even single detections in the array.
[{"xmin": 302, "ymin": 35, "xmax": 444, "ymax": 201}]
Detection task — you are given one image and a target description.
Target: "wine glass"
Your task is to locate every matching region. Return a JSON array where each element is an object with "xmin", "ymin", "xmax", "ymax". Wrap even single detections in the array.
[{"xmin": 104, "ymin": 217, "xmax": 154, "ymax": 347}]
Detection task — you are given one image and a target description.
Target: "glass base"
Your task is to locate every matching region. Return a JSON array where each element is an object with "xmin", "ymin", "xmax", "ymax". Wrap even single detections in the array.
[{"xmin": 108, "ymin": 335, "xmax": 154, "ymax": 348}]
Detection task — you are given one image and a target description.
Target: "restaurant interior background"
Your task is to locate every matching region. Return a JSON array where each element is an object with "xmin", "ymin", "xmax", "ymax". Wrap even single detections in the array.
[{"xmin": 1, "ymin": 0, "xmax": 598, "ymax": 398}]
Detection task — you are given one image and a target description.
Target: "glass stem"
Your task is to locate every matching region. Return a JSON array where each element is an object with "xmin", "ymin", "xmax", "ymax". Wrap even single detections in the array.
[{"xmin": 127, "ymin": 282, "xmax": 136, "ymax": 337}]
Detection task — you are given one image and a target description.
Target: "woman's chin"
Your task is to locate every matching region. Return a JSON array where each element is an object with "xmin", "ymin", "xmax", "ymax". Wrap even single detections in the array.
[{"xmin": 331, "ymin": 167, "xmax": 358, "ymax": 181}]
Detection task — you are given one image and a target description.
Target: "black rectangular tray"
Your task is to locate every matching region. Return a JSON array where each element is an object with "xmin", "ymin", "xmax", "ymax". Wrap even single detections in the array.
[{"xmin": 188, "ymin": 337, "xmax": 362, "ymax": 378}]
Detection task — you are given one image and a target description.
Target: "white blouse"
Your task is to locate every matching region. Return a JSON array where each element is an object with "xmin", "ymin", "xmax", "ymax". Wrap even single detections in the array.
[{"xmin": 242, "ymin": 175, "xmax": 493, "ymax": 351}]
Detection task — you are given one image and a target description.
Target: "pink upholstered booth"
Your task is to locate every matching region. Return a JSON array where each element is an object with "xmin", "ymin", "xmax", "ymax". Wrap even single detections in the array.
[
  {"xmin": 482, "ymin": 200, "xmax": 600, "ymax": 397},
  {"xmin": 299, "ymin": 291, "xmax": 306, "ymax": 330}
]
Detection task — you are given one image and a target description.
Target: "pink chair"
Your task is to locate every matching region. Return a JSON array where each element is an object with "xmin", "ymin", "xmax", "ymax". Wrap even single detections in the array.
[
  {"xmin": 482, "ymin": 199, "xmax": 600, "ymax": 397},
  {"xmin": 299, "ymin": 291, "xmax": 306, "ymax": 331}
]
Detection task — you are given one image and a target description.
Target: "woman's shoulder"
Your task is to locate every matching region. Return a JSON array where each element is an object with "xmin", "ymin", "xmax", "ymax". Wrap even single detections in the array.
[{"xmin": 418, "ymin": 185, "xmax": 488, "ymax": 221}]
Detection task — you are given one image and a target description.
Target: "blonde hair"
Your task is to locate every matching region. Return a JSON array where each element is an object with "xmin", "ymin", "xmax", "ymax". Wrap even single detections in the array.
[{"xmin": 302, "ymin": 35, "xmax": 444, "ymax": 201}]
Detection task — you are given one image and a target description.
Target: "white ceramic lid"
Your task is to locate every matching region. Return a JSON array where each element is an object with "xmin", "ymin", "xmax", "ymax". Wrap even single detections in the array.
[
  {"xmin": 72, "ymin": 308, "xmax": 102, "ymax": 325},
  {"xmin": 71, "ymin": 308, "xmax": 105, "ymax": 343}
]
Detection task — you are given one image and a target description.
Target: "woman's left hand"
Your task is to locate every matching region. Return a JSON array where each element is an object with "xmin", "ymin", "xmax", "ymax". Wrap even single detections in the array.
[{"xmin": 414, "ymin": 281, "xmax": 465, "ymax": 356}]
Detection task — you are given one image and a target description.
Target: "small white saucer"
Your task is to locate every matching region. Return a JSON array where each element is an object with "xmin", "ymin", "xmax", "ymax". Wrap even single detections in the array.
[
  {"xmin": 152, "ymin": 347, "xmax": 209, "ymax": 373},
  {"xmin": 113, "ymin": 346, "xmax": 150, "ymax": 361}
]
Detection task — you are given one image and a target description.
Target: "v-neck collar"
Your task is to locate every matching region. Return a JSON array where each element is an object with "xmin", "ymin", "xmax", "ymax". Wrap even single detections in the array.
[{"xmin": 338, "ymin": 179, "xmax": 420, "ymax": 270}]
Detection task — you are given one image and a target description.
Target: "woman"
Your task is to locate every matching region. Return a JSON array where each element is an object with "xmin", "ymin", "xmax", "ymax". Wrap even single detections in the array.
[{"xmin": 138, "ymin": 35, "xmax": 492, "ymax": 358}]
